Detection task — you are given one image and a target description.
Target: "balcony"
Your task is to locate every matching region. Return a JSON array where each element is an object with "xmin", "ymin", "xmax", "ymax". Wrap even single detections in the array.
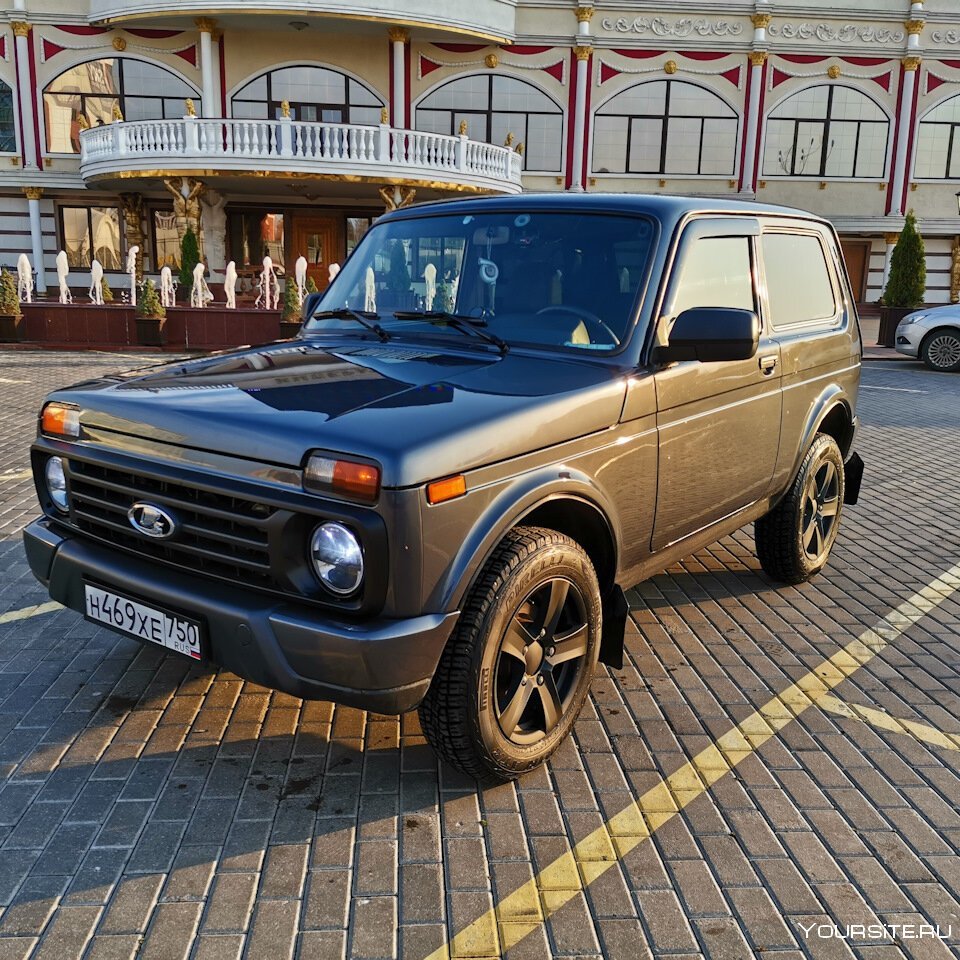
[{"xmin": 78, "ymin": 117, "xmax": 523, "ymax": 197}]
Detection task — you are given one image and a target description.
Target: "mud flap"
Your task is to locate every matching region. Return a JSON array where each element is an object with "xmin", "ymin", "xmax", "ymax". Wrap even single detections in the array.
[
  {"xmin": 599, "ymin": 585, "xmax": 628, "ymax": 669},
  {"xmin": 844, "ymin": 452, "xmax": 864, "ymax": 505}
]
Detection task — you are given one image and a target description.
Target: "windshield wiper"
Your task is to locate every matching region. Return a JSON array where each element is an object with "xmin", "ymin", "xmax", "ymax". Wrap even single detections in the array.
[
  {"xmin": 393, "ymin": 310, "xmax": 509, "ymax": 355},
  {"xmin": 311, "ymin": 308, "xmax": 391, "ymax": 342}
]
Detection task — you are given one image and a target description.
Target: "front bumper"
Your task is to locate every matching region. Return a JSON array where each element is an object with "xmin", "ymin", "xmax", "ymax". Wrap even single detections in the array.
[
  {"xmin": 24, "ymin": 517, "xmax": 458, "ymax": 713},
  {"xmin": 894, "ymin": 321, "xmax": 922, "ymax": 358}
]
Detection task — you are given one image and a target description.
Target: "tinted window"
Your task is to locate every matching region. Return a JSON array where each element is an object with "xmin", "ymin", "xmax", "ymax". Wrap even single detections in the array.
[
  {"xmin": 762, "ymin": 232, "xmax": 837, "ymax": 326},
  {"xmin": 671, "ymin": 237, "xmax": 754, "ymax": 317}
]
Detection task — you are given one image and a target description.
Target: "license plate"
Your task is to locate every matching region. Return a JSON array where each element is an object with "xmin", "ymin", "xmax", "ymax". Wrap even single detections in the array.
[{"xmin": 84, "ymin": 583, "xmax": 203, "ymax": 660}]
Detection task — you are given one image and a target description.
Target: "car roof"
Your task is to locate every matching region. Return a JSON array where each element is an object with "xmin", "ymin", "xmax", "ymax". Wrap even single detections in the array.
[{"xmin": 382, "ymin": 191, "xmax": 831, "ymax": 227}]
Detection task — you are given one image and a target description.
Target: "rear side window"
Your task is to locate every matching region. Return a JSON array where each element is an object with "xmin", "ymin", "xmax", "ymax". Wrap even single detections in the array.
[
  {"xmin": 762, "ymin": 232, "xmax": 837, "ymax": 327},
  {"xmin": 670, "ymin": 236, "xmax": 754, "ymax": 316}
]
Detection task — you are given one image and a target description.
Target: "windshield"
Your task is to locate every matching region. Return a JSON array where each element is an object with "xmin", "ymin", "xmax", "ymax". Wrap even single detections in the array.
[{"xmin": 305, "ymin": 211, "xmax": 655, "ymax": 352}]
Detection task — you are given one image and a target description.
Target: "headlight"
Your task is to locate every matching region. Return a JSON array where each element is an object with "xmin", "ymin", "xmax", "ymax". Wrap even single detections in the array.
[
  {"xmin": 45, "ymin": 456, "xmax": 68, "ymax": 512},
  {"xmin": 310, "ymin": 522, "xmax": 364, "ymax": 595},
  {"xmin": 901, "ymin": 314, "xmax": 926, "ymax": 325}
]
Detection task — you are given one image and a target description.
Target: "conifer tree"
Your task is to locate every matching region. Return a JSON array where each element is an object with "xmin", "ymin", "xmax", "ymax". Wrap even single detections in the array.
[
  {"xmin": 137, "ymin": 278, "xmax": 165, "ymax": 319},
  {"xmin": 179, "ymin": 228, "xmax": 201, "ymax": 293},
  {"xmin": 883, "ymin": 211, "xmax": 926, "ymax": 309},
  {"xmin": 0, "ymin": 268, "xmax": 21, "ymax": 317}
]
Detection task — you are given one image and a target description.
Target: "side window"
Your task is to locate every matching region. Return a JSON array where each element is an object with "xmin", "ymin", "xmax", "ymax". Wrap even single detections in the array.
[
  {"xmin": 762, "ymin": 232, "xmax": 837, "ymax": 327},
  {"xmin": 670, "ymin": 236, "xmax": 754, "ymax": 317}
]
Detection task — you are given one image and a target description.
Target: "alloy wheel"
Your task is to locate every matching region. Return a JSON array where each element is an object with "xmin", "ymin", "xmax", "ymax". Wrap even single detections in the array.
[
  {"xmin": 926, "ymin": 333, "xmax": 960, "ymax": 370},
  {"xmin": 493, "ymin": 577, "xmax": 589, "ymax": 745},
  {"xmin": 801, "ymin": 459, "xmax": 840, "ymax": 561}
]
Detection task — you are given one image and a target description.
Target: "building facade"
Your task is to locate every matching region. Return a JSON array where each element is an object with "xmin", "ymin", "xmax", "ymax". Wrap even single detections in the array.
[{"xmin": 1, "ymin": 0, "xmax": 959, "ymax": 305}]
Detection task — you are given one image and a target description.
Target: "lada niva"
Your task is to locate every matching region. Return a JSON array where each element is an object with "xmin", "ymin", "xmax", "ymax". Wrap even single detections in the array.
[{"xmin": 25, "ymin": 194, "xmax": 863, "ymax": 783}]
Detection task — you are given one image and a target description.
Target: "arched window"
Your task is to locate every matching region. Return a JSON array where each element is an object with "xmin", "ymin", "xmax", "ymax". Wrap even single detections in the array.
[
  {"xmin": 415, "ymin": 75, "xmax": 562, "ymax": 171},
  {"xmin": 763, "ymin": 85, "xmax": 888, "ymax": 178},
  {"xmin": 914, "ymin": 95, "xmax": 960, "ymax": 179},
  {"xmin": 0, "ymin": 80, "xmax": 15, "ymax": 152},
  {"xmin": 232, "ymin": 66, "xmax": 383, "ymax": 124},
  {"xmin": 44, "ymin": 58, "xmax": 199, "ymax": 154},
  {"xmin": 592, "ymin": 80, "xmax": 738, "ymax": 176}
]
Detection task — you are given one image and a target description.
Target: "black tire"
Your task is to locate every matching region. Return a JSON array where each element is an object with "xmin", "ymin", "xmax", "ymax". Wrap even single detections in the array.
[
  {"xmin": 755, "ymin": 433, "xmax": 845, "ymax": 585},
  {"xmin": 419, "ymin": 526, "xmax": 601, "ymax": 784},
  {"xmin": 920, "ymin": 328, "xmax": 960, "ymax": 372}
]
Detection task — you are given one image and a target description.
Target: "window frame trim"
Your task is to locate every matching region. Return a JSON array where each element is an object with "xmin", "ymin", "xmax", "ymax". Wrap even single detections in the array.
[{"xmin": 57, "ymin": 201, "xmax": 125, "ymax": 272}]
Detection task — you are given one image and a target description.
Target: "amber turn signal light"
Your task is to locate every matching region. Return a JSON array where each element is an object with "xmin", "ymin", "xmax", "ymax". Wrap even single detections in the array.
[
  {"xmin": 40, "ymin": 402, "xmax": 80, "ymax": 439},
  {"xmin": 426, "ymin": 474, "xmax": 467, "ymax": 505},
  {"xmin": 304, "ymin": 454, "xmax": 381, "ymax": 503}
]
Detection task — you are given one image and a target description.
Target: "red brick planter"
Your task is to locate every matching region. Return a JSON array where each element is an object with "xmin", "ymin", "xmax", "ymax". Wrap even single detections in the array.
[
  {"xmin": 21, "ymin": 302, "xmax": 136, "ymax": 346},
  {"xmin": 164, "ymin": 306, "xmax": 284, "ymax": 350}
]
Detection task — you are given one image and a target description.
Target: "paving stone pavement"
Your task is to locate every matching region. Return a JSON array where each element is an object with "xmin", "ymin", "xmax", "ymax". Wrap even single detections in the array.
[{"xmin": 1, "ymin": 349, "xmax": 959, "ymax": 960}]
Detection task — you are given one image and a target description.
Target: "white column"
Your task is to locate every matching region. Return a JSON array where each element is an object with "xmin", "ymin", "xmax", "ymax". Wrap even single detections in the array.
[
  {"xmin": 24, "ymin": 187, "xmax": 47, "ymax": 295},
  {"xmin": 11, "ymin": 22, "xmax": 37, "ymax": 169},
  {"xmin": 196, "ymin": 18, "xmax": 218, "ymax": 118},
  {"xmin": 889, "ymin": 59, "xmax": 919, "ymax": 216},
  {"xmin": 740, "ymin": 13, "xmax": 770, "ymax": 195},
  {"xmin": 882, "ymin": 233, "xmax": 898, "ymax": 288},
  {"xmin": 569, "ymin": 7, "xmax": 594, "ymax": 192},
  {"xmin": 389, "ymin": 27, "xmax": 409, "ymax": 128}
]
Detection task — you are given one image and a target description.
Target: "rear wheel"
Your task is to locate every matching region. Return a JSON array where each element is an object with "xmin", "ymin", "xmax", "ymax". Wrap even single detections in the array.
[
  {"xmin": 419, "ymin": 526, "xmax": 601, "ymax": 784},
  {"xmin": 755, "ymin": 433, "xmax": 845, "ymax": 584},
  {"xmin": 920, "ymin": 328, "xmax": 960, "ymax": 372}
]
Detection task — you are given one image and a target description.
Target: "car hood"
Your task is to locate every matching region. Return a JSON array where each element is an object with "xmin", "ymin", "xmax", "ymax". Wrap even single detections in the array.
[{"xmin": 51, "ymin": 339, "xmax": 628, "ymax": 487}]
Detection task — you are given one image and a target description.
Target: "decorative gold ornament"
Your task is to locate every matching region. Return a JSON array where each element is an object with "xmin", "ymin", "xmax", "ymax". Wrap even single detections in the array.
[
  {"xmin": 819, "ymin": 181, "xmax": 827, "ymax": 189},
  {"xmin": 904, "ymin": 19, "xmax": 924, "ymax": 36},
  {"xmin": 23, "ymin": 186, "xmax": 43, "ymax": 200},
  {"xmin": 750, "ymin": 13, "xmax": 772, "ymax": 29},
  {"xmin": 380, "ymin": 106, "xmax": 389, "ymax": 124},
  {"xmin": 458, "ymin": 119, "xmax": 468, "ymax": 135},
  {"xmin": 827, "ymin": 65, "xmax": 841, "ymax": 79},
  {"xmin": 664, "ymin": 59, "xmax": 678, "ymax": 75},
  {"xmin": 902, "ymin": 56, "xmax": 921, "ymax": 71},
  {"xmin": 884, "ymin": 233, "xmax": 900, "ymax": 244},
  {"xmin": 504, "ymin": 132, "xmax": 514, "ymax": 147},
  {"xmin": 728, "ymin": 179, "xmax": 737, "ymax": 188},
  {"xmin": 185, "ymin": 98, "xmax": 197, "ymax": 117},
  {"xmin": 195, "ymin": 17, "xmax": 217, "ymax": 33},
  {"xmin": 11, "ymin": 21, "xmax": 31, "ymax": 38},
  {"xmin": 749, "ymin": 51, "xmax": 768, "ymax": 67},
  {"xmin": 758, "ymin": 180, "xmax": 766, "ymax": 188},
  {"xmin": 112, "ymin": 104, "xmax": 124, "ymax": 121},
  {"xmin": 9, "ymin": 157, "xmax": 19, "ymax": 167},
  {"xmin": 515, "ymin": 142, "xmax": 524, "ymax": 155},
  {"xmin": 574, "ymin": 45, "xmax": 593, "ymax": 62},
  {"xmin": 112, "ymin": 36, "xmax": 126, "ymax": 51},
  {"xmin": 387, "ymin": 26, "xmax": 410, "ymax": 43},
  {"xmin": 575, "ymin": 6, "xmax": 595, "ymax": 23},
  {"xmin": 878, "ymin": 182, "xmax": 887, "ymax": 191},
  {"xmin": 280, "ymin": 99, "xmax": 291, "ymax": 118},
  {"xmin": 77, "ymin": 114, "xmax": 90, "ymax": 130},
  {"xmin": 378, "ymin": 185, "xmax": 416, "ymax": 210},
  {"xmin": 658, "ymin": 179, "xmax": 667, "ymax": 187},
  {"xmin": 484, "ymin": 53, "xmax": 499, "ymax": 68}
]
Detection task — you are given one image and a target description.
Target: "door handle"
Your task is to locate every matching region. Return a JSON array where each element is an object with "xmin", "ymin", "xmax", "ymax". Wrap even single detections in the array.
[{"xmin": 759, "ymin": 354, "xmax": 778, "ymax": 375}]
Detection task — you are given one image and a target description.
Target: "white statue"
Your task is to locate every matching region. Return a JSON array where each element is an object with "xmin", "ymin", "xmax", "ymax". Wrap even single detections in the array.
[
  {"xmin": 423, "ymin": 263, "xmax": 436, "ymax": 311},
  {"xmin": 89, "ymin": 260, "xmax": 104, "ymax": 305},
  {"xmin": 126, "ymin": 245, "xmax": 139, "ymax": 307},
  {"xmin": 200, "ymin": 188, "xmax": 228, "ymax": 274},
  {"xmin": 160, "ymin": 266, "xmax": 175, "ymax": 308},
  {"xmin": 16, "ymin": 253, "xmax": 33, "ymax": 304},
  {"xmin": 255, "ymin": 256, "xmax": 280, "ymax": 310},
  {"xmin": 328, "ymin": 262, "xmax": 341, "ymax": 283},
  {"xmin": 224, "ymin": 260, "xmax": 237, "ymax": 309},
  {"xmin": 56, "ymin": 251, "xmax": 72, "ymax": 305},
  {"xmin": 364, "ymin": 266, "xmax": 376, "ymax": 313},
  {"xmin": 294, "ymin": 255, "xmax": 307, "ymax": 308},
  {"xmin": 190, "ymin": 261, "xmax": 213, "ymax": 308}
]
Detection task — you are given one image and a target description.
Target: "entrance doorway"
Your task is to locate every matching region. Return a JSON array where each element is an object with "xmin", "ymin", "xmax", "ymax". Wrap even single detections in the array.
[
  {"xmin": 839, "ymin": 239, "xmax": 871, "ymax": 303},
  {"xmin": 291, "ymin": 215, "xmax": 343, "ymax": 290}
]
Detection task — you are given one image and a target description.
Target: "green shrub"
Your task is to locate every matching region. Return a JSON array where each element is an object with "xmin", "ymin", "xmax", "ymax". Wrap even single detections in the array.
[
  {"xmin": 137, "ymin": 278, "xmax": 165, "ymax": 319},
  {"xmin": 0, "ymin": 269, "xmax": 20, "ymax": 317},
  {"xmin": 101, "ymin": 276, "xmax": 114, "ymax": 303},
  {"xmin": 305, "ymin": 275, "xmax": 319, "ymax": 294},
  {"xmin": 282, "ymin": 279, "xmax": 300, "ymax": 320},
  {"xmin": 883, "ymin": 211, "xmax": 926, "ymax": 309},
  {"xmin": 178, "ymin": 228, "xmax": 200, "ymax": 292}
]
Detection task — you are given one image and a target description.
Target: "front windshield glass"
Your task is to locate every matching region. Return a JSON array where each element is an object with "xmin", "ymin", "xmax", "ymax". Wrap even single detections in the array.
[{"xmin": 305, "ymin": 211, "xmax": 655, "ymax": 352}]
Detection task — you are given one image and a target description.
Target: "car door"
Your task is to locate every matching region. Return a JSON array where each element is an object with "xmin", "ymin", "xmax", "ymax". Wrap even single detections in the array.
[{"xmin": 651, "ymin": 217, "xmax": 782, "ymax": 552}]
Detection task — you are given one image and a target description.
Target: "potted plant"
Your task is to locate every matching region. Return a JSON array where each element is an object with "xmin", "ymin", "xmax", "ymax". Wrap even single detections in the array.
[
  {"xmin": 135, "ymin": 278, "xmax": 167, "ymax": 346},
  {"xmin": 0, "ymin": 268, "xmax": 22, "ymax": 342},
  {"xmin": 279, "ymin": 278, "xmax": 302, "ymax": 338},
  {"xmin": 879, "ymin": 210, "xmax": 926, "ymax": 347},
  {"xmin": 179, "ymin": 228, "xmax": 200, "ymax": 303}
]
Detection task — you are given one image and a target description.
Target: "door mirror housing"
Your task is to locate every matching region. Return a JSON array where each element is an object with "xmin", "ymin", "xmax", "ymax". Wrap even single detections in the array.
[
  {"xmin": 302, "ymin": 291, "xmax": 323, "ymax": 322},
  {"xmin": 657, "ymin": 307, "xmax": 760, "ymax": 363}
]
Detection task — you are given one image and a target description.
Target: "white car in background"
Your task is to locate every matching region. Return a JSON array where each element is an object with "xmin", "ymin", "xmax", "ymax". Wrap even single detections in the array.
[{"xmin": 895, "ymin": 306, "xmax": 960, "ymax": 371}]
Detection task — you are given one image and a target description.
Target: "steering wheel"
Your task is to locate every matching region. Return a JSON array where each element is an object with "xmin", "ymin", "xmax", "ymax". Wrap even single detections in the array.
[{"xmin": 535, "ymin": 305, "xmax": 620, "ymax": 347}]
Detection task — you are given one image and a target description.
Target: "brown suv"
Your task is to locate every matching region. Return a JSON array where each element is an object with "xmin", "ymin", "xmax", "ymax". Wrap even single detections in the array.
[{"xmin": 25, "ymin": 194, "xmax": 862, "ymax": 783}]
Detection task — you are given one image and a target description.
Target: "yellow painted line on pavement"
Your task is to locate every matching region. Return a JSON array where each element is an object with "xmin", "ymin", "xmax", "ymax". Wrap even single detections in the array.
[
  {"xmin": 0, "ymin": 601, "xmax": 62, "ymax": 625},
  {"xmin": 817, "ymin": 693, "xmax": 960, "ymax": 752},
  {"xmin": 425, "ymin": 560, "xmax": 960, "ymax": 960}
]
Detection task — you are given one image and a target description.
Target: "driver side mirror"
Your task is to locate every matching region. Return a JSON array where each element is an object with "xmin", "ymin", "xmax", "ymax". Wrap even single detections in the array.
[
  {"xmin": 302, "ymin": 291, "xmax": 323, "ymax": 322},
  {"xmin": 657, "ymin": 307, "xmax": 760, "ymax": 363}
]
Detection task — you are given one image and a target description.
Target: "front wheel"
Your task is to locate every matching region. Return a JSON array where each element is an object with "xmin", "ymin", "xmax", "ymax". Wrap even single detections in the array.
[
  {"xmin": 920, "ymin": 328, "xmax": 960, "ymax": 372},
  {"xmin": 755, "ymin": 433, "xmax": 845, "ymax": 585},
  {"xmin": 419, "ymin": 527, "xmax": 601, "ymax": 784}
]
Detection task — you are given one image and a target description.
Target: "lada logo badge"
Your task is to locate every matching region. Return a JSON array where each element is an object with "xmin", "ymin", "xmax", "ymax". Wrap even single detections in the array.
[{"xmin": 127, "ymin": 502, "xmax": 177, "ymax": 539}]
